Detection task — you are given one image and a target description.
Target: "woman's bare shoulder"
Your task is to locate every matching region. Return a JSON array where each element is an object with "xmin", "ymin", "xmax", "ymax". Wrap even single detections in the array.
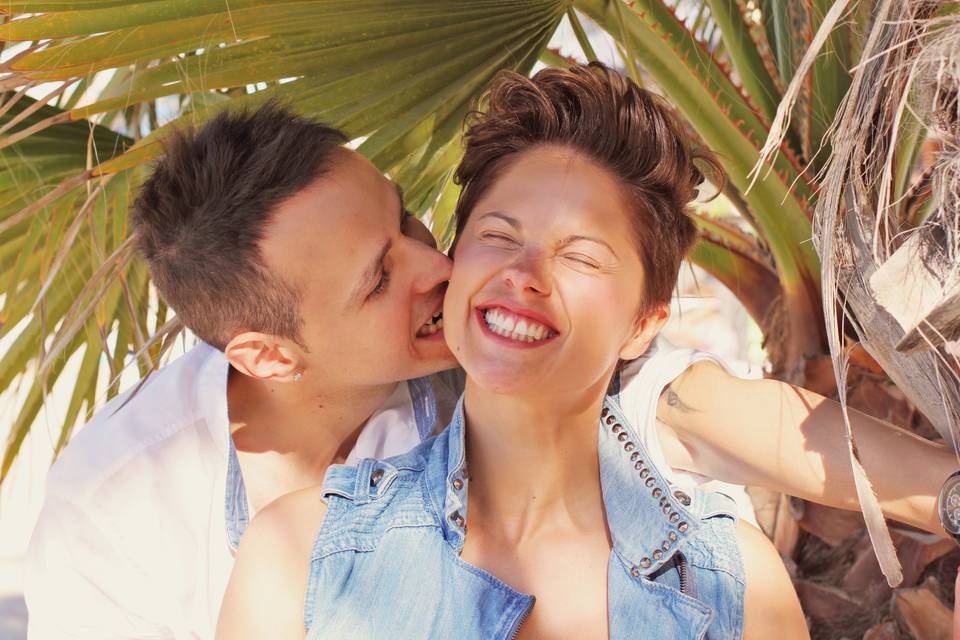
[
  {"xmin": 257, "ymin": 485, "xmax": 329, "ymax": 541},
  {"xmin": 735, "ymin": 520, "xmax": 810, "ymax": 640},
  {"xmin": 239, "ymin": 484, "xmax": 329, "ymax": 567},
  {"xmin": 216, "ymin": 486, "xmax": 328, "ymax": 640}
]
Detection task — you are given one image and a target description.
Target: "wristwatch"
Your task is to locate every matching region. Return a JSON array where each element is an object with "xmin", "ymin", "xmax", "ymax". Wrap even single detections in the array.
[{"xmin": 937, "ymin": 470, "xmax": 960, "ymax": 542}]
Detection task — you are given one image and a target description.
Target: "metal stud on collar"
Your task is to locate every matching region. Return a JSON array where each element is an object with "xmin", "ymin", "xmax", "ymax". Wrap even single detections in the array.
[{"xmin": 608, "ymin": 413, "xmax": 693, "ymax": 563}]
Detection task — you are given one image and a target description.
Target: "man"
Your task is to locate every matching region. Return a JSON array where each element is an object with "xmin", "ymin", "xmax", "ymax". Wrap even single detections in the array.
[
  {"xmin": 25, "ymin": 102, "xmax": 958, "ymax": 639},
  {"xmin": 25, "ymin": 104, "xmax": 460, "ymax": 639}
]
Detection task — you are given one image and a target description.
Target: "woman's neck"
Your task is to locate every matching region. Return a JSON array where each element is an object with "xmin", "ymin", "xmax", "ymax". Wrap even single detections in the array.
[{"xmin": 461, "ymin": 378, "xmax": 610, "ymax": 545}]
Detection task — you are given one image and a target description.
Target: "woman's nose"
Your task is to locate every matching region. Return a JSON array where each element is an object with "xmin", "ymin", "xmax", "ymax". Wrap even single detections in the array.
[{"xmin": 502, "ymin": 251, "xmax": 551, "ymax": 296}]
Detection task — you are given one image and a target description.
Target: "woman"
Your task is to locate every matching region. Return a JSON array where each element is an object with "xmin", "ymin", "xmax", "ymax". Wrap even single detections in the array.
[{"xmin": 218, "ymin": 63, "xmax": 808, "ymax": 639}]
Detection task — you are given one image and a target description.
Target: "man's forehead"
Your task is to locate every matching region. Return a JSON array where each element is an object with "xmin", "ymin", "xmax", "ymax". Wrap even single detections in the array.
[
  {"xmin": 267, "ymin": 151, "xmax": 395, "ymax": 231},
  {"xmin": 258, "ymin": 153, "xmax": 401, "ymax": 296}
]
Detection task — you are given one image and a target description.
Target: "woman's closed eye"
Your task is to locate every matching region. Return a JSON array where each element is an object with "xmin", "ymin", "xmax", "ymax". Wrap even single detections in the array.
[
  {"xmin": 562, "ymin": 252, "xmax": 601, "ymax": 269},
  {"xmin": 480, "ymin": 231, "xmax": 519, "ymax": 245}
]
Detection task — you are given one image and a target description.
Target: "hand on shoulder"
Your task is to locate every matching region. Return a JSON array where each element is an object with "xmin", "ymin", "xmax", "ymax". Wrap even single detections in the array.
[{"xmin": 216, "ymin": 486, "xmax": 328, "ymax": 640}]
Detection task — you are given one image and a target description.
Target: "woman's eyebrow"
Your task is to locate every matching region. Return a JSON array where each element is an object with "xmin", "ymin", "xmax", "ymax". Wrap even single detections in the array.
[
  {"xmin": 477, "ymin": 211, "xmax": 521, "ymax": 229},
  {"xmin": 559, "ymin": 234, "xmax": 618, "ymax": 257}
]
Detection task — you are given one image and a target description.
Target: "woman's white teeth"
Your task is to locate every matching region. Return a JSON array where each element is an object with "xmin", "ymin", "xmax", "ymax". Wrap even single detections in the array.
[
  {"xmin": 417, "ymin": 312, "xmax": 443, "ymax": 337},
  {"xmin": 483, "ymin": 309, "xmax": 554, "ymax": 342}
]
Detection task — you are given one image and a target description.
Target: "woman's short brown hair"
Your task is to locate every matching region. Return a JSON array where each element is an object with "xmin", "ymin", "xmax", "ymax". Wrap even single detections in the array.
[{"xmin": 453, "ymin": 62, "xmax": 722, "ymax": 310}]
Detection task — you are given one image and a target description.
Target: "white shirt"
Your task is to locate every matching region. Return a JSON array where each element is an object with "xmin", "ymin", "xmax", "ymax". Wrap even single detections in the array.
[
  {"xmin": 618, "ymin": 338, "xmax": 757, "ymax": 525},
  {"xmin": 24, "ymin": 343, "xmax": 433, "ymax": 640}
]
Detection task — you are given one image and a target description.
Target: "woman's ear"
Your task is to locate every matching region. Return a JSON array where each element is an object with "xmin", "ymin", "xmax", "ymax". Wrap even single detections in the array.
[
  {"xmin": 619, "ymin": 302, "xmax": 669, "ymax": 361},
  {"xmin": 224, "ymin": 332, "xmax": 305, "ymax": 382}
]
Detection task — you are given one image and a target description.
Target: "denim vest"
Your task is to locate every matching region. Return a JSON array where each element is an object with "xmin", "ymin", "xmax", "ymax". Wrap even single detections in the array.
[
  {"xmin": 223, "ymin": 373, "xmax": 460, "ymax": 550},
  {"xmin": 305, "ymin": 397, "xmax": 745, "ymax": 639}
]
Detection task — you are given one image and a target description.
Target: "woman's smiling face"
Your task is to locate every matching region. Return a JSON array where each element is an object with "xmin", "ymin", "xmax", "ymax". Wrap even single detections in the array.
[{"xmin": 443, "ymin": 145, "xmax": 667, "ymax": 399}]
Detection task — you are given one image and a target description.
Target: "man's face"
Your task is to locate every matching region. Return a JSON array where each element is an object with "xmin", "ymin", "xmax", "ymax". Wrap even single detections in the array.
[{"xmin": 260, "ymin": 148, "xmax": 456, "ymax": 389}]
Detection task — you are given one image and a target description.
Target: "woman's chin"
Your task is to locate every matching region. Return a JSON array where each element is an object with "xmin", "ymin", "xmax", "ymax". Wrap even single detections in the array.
[{"xmin": 467, "ymin": 367, "xmax": 540, "ymax": 397}]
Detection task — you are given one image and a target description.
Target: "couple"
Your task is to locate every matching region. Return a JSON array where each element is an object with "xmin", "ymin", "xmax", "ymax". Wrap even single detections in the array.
[
  {"xmin": 24, "ymin": 63, "xmax": 953, "ymax": 638},
  {"xmin": 219, "ymin": 63, "xmax": 804, "ymax": 639}
]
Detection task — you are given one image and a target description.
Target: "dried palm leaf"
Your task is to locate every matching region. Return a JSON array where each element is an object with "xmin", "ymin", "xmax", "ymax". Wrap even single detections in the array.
[{"xmin": 809, "ymin": 0, "xmax": 960, "ymax": 586}]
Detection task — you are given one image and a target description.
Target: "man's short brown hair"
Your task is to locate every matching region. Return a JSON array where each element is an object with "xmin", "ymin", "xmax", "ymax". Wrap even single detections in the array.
[
  {"xmin": 454, "ymin": 62, "xmax": 721, "ymax": 310},
  {"xmin": 131, "ymin": 102, "xmax": 347, "ymax": 350}
]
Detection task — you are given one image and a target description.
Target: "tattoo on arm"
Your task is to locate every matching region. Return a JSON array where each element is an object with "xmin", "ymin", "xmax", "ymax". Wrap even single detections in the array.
[{"xmin": 665, "ymin": 387, "xmax": 700, "ymax": 413}]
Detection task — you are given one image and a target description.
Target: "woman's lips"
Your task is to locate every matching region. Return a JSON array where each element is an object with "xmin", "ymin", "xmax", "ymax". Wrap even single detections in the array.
[
  {"xmin": 476, "ymin": 301, "xmax": 559, "ymax": 333},
  {"xmin": 475, "ymin": 306, "xmax": 559, "ymax": 348}
]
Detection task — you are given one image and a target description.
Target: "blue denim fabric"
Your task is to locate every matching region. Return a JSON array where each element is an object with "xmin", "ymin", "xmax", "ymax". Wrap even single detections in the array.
[
  {"xmin": 223, "ymin": 376, "xmax": 441, "ymax": 551},
  {"xmin": 305, "ymin": 396, "xmax": 745, "ymax": 639},
  {"xmin": 407, "ymin": 375, "xmax": 441, "ymax": 441},
  {"xmin": 224, "ymin": 440, "xmax": 251, "ymax": 552}
]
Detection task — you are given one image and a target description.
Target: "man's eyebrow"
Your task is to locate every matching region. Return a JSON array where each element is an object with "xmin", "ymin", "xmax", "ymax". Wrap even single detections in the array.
[
  {"xmin": 477, "ymin": 211, "xmax": 520, "ymax": 229},
  {"xmin": 559, "ymin": 234, "xmax": 618, "ymax": 256},
  {"xmin": 350, "ymin": 238, "xmax": 392, "ymax": 305},
  {"xmin": 395, "ymin": 183, "xmax": 409, "ymax": 228}
]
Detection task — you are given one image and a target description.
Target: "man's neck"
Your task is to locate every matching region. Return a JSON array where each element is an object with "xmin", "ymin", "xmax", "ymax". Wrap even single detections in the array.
[
  {"xmin": 226, "ymin": 368, "xmax": 398, "ymax": 508},
  {"xmin": 462, "ymin": 378, "xmax": 611, "ymax": 545}
]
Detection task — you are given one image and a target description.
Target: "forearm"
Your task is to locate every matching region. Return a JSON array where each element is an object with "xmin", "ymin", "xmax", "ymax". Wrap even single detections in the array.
[
  {"xmin": 784, "ymin": 384, "xmax": 955, "ymax": 535},
  {"xmin": 661, "ymin": 363, "xmax": 956, "ymax": 536}
]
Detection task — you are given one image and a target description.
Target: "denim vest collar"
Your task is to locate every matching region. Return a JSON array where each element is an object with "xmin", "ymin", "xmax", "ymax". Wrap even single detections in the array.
[
  {"xmin": 426, "ymin": 396, "xmax": 702, "ymax": 575},
  {"xmin": 224, "ymin": 376, "xmax": 440, "ymax": 551}
]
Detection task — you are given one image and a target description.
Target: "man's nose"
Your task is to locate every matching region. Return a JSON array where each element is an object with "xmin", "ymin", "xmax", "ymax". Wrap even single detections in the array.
[
  {"xmin": 502, "ymin": 250, "xmax": 551, "ymax": 296},
  {"xmin": 406, "ymin": 236, "xmax": 452, "ymax": 292}
]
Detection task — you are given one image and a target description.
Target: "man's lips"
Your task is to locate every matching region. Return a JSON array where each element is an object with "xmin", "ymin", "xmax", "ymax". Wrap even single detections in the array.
[{"xmin": 415, "ymin": 301, "xmax": 444, "ymax": 339}]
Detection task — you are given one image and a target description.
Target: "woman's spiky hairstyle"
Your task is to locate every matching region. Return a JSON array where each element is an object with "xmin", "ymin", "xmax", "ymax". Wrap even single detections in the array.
[{"xmin": 454, "ymin": 62, "xmax": 722, "ymax": 310}]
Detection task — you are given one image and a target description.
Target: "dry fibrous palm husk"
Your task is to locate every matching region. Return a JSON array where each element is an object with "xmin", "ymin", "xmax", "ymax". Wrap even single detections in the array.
[
  {"xmin": 894, "ymin": 6, "xmax": 960, "ymax": 354},
  {"xmin": 821, "ymin": 0, "xmax": 960, "ymax": 588},
  {"xmin": 816, "ymin": 0, "xmax": 960, "ymax": 447},
  {"xmin": 756, "ymin": 0, "xmax": 960, "ymax": 587}
]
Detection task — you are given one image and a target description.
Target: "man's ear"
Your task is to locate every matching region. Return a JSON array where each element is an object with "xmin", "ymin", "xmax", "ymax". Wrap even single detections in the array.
[
  {"xmin": 619, "ymin": 302, "xmax": 670, "ymax": 361},
  {"xmin": 224, "ymin": 332, "xmax": 304, "ymax": 382}
]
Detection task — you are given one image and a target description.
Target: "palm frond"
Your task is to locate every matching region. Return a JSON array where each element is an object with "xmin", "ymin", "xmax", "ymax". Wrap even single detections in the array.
[{"xmin": 0, "ymin": 0, "xmax": 566, "ymax": 478}]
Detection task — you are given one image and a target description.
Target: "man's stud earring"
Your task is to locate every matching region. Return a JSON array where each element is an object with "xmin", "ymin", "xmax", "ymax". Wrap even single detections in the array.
[{"xmin": 293, "ymin": 372, "xmax": 303, "ymax": 382}]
